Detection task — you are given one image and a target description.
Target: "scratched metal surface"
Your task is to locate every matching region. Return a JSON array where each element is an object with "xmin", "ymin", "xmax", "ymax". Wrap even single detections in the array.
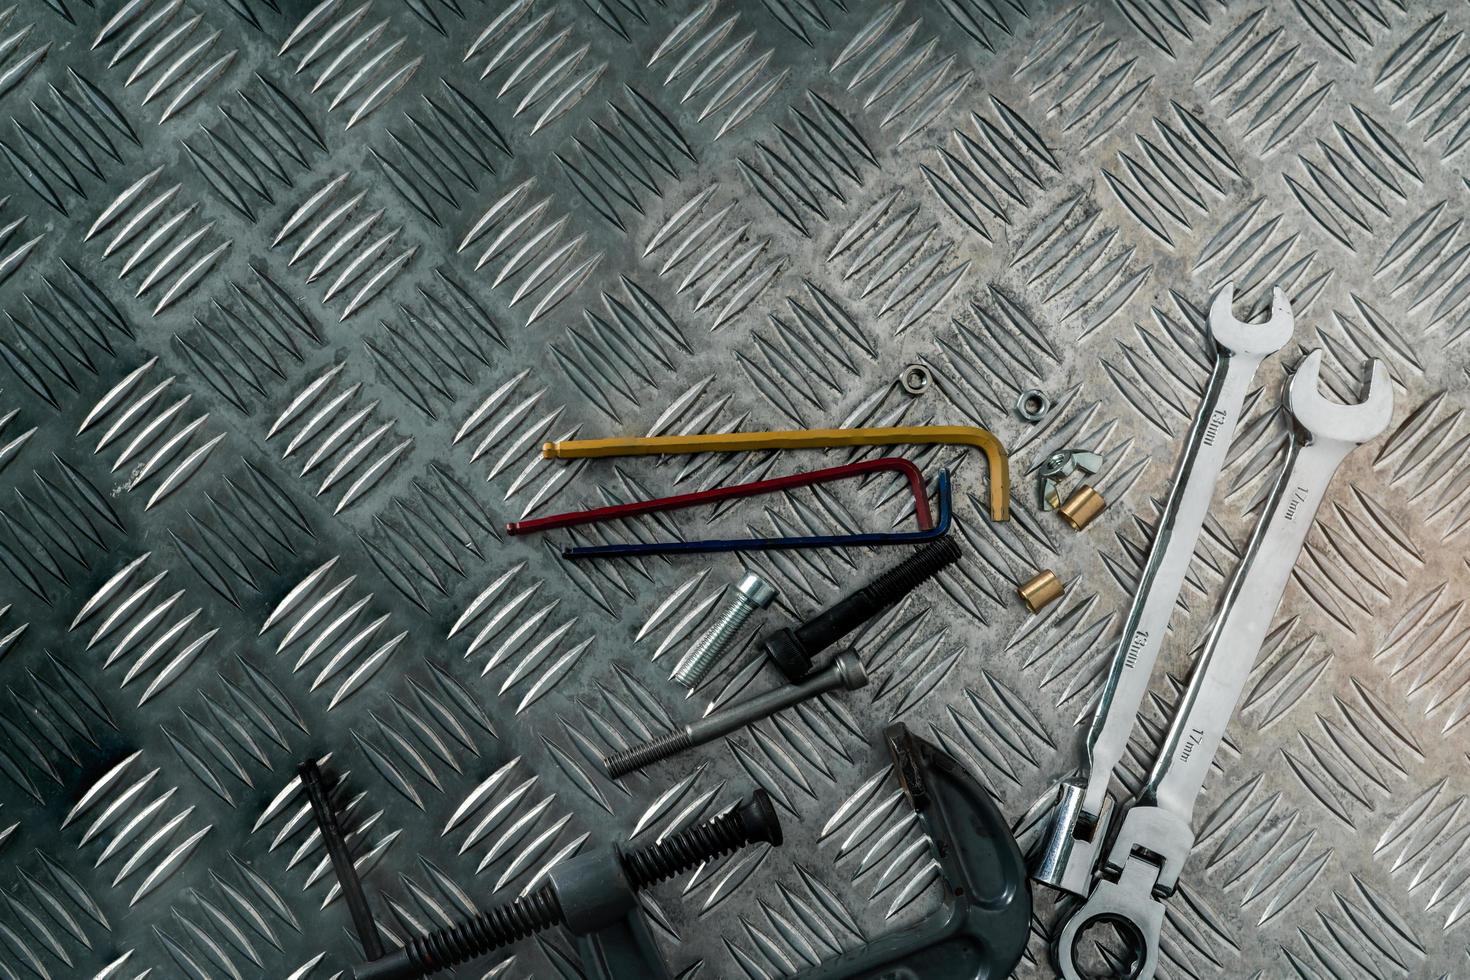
[{"xmin": 0, "ymin": 0, "xmax": 1466, "ymax": 977}]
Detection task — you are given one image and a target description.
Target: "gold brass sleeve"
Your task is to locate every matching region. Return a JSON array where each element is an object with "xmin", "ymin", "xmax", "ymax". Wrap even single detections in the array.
[
  {"xmin": 1018, "ymin": 570, "xmax": 1064, "ymax": 613},
  {"xmin": 541, "ymin": 425, "xmax": 1011, "ymax": 521},
  {"xmin": 1058, "ymin": 485, "xmax": 1106, "ymax": 530}
]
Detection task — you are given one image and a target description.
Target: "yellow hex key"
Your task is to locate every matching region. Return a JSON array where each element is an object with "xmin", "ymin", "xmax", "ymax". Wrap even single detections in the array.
[{"xmin": 542, "ymin": 425, "xmax": 1010, "ymax": 522}]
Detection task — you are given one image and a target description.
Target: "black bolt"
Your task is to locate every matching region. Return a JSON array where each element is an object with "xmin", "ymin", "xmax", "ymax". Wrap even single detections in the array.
[
  {"xmin": 763, "ymin": 536, "xmax": 961, "ymax": 680},
  {"xmin": 353, "ymin": 790, "xmax": 780, "ymax": 980}
]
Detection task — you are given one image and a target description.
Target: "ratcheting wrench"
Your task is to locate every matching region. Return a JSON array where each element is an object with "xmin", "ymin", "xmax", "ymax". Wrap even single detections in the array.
[
  {"xmin": 1052, "ymin": 350, "xmax": 1393, "ymax": 980},
  {"xmin": 1032, "ymin": 283, "xmax": 1294, "ymax": 896}
]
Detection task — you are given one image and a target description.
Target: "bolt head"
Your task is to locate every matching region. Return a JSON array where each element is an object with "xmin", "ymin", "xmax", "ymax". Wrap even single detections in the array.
[
  {"xmin": 737, "ymin": 789, "xmax": 782, "ymax": 847},
  {"xmin": 762, "ymin": 627, "xmax": 812, "ymax": 681},
  {"xmin": 832, "ymin": 650, "xmax": 869, "ymax": 691},
  {"xmin": 737, "ymin": 573, "xmax": 778, "ymax": 607}
]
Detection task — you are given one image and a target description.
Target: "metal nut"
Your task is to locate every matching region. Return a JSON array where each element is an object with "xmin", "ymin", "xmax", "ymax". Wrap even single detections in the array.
[
  {"xmin": 1039, "ymin": 448, "xmax": 1102, "ymax": 510},
  {"xmin": 1018, "ymin": 569, "xmax": 1064, "ymax": 613},
  {"xmin": 1015, "ymin": 388, "xmax": 1050, "ymax": 423},
  {"xmin": 900, "ymin": 364, "xmax": 932, "ymax": 395},
  {"xmin": 1058, "ymin": 485, "xmax": 1106, "ymax": 531}
]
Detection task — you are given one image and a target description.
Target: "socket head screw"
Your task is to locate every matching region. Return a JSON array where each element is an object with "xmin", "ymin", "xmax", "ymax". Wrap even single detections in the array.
[
  {"xmin": 762, "ymin": 538, "xmax": 962, "ymax": 682},
  {"xmin": 737, "ymin": 573, "xmax": 778, "ymax": 607},
  {"xmin": 761, "ymin": 626, "xmax": 808, "ymax": 682},
  {"xmin": 831, "ymin": 650, "xmax": 868, "ymax": 691},
  {"xmin": 671, "ymin": 572, "xmax": 778, "ymax": 689},
  {"xmin": 606, "ymin": 653, "xmax": 872, "ymax": 779}
]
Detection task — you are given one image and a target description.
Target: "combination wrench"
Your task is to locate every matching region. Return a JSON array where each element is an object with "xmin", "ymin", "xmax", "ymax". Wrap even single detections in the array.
[
  {"xmin": 1032, "ymin": 283, "xmax": 1294, "ymax": 895},
  {"xmin": 1051, "ymin": 350, "xmax": 1393, "ymax": 980}
]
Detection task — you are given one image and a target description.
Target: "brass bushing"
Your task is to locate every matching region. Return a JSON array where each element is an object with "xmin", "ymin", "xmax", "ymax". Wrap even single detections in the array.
[
  {"xmin": 1018, "ymin": 569, "xmax": 1064, "ymax": 613},
  {"xmin": 1059, "ymin": 484, "xmax": 1106, "ymax": 531}
]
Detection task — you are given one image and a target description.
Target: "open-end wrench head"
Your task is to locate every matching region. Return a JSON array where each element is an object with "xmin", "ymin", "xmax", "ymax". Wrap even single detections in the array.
[
  {"xmin": 1207, "ymin": 283, "xmax": 1294, "ymax": 357},
  {"xmin": 1288, "ymin": 350, "xmax": 1394, "ymax": 446}
]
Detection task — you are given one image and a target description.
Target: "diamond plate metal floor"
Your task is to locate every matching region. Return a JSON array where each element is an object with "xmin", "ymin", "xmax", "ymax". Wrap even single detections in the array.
[{"xmin": 0, "ymin": 0, "xmax": 1467, "ymax": 976}]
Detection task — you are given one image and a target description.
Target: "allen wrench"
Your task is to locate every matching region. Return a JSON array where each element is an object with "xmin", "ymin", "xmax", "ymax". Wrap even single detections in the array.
[
  {"xmin": 508, "ymin": 456, "xmax": 933, "ymax": 537},
  {"xmin": 540, "ymin": 424, "xmax": 1010, "ymax": 521},
  {"xmin": 554, "ymin": 469, "xmax": 951, "ymax": 559}
]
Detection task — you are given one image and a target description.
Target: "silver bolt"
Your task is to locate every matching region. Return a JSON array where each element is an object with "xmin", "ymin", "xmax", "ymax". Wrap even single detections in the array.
[
  {"xmin": 608, "ymin": 651, "xmax": 868, "ymax": 778},
  {"xmin": 671, "ymin": 573, "xmax": 777, "ymax": 688}
]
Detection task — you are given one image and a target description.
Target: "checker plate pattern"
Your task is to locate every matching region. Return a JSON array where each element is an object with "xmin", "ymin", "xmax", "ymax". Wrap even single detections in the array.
[{"xmin": 0, "ymin": 0, "xmax": 1466, "ymax": 976}]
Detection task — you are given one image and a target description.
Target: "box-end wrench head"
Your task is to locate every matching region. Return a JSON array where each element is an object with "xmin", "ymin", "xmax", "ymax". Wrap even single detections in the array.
[
  {"xmin": 1051, "ymin": 849, "xmax": 1166, "ymax": 980},
  {"xmin": 1288, "ymin": 350, "xmax": 1393, "ymax": 449},
  {"xmin": 1207, "ymin": 282, "xmax": 1294, "ymax": 356}
]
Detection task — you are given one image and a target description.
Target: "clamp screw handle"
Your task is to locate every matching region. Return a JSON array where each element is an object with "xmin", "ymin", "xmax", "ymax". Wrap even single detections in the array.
[
  {"xmin": 356, "ymin": 887, "xmax": 564, "ymax": 979},
  {"xmin": 355, "ymin": 792, "xmax": 780, "ymax": 980}
]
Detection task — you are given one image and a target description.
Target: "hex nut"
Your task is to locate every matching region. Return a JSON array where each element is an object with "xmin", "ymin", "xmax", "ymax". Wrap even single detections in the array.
[
  {"xmin": 1018, "ymin": 569, "xmax": 1064, "ymax": 613},
  {"xmin": 1015, "ymin": 388, "xmax": 1051, "ymax": 423},
  {"xmin": 900, "ymin": 364, "xmax": 932, "ymax": 395}
]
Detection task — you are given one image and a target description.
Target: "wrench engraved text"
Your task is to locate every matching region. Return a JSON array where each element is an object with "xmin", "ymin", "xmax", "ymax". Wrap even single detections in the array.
[
  {"xmin": 1283, "ymin": 486, "xmax": 1309, "ymax": 521},
  {"xmin": 1201, "ymin": 408, "xmax": 1227, "ymax": 447},
  {"xmin": 1179, "ymin": 727, "xmax": 1205, "ymax": 765},
  {"xmin": 1124, "ymin": 631, "xmax": 1149, "ymax": 670}
]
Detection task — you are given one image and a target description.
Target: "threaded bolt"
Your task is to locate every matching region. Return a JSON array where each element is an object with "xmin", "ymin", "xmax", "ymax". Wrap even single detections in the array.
[
  {"xmin": 671, "ymin": 573, "xmax": 777, "ymax": 688},
  {"xmin": 407, "ymin": 886, "xmax": 561, "ymax": 968},
  {"xmin": 603, "ymin": 729, "xmax": 694, "ymax": 779},
  {"xmin": 355, "ymin": 886, "xmax": 564, "ymax": 980},
  {"xmin": 763, "ymin": 537, "xmax": 961, "ymax": 681},
  {"xmin": 865, "ymin": 537, "xmax": 962, "ymax": 605},
  {"xmin": 603, "ymin": 651, "xmax": 869, "ymax": 779}
]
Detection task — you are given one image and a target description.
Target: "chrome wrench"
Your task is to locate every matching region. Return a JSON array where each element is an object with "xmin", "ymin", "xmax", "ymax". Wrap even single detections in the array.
[
  {"xmin": 1052, "ymin": 350, "xmax": 1393, "ymax": 980},
  {"xmin": 1032, "ymin": 283, "xmax": 1294, "ymax": 895}
]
